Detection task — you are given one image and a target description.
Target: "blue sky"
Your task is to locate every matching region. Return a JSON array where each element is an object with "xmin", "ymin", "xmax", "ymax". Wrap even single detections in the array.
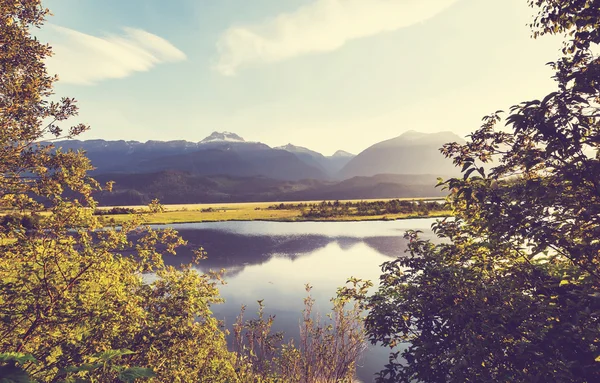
[{"xmin": 42, "ymin": 0, "xmax": 563, "ymax": 155}]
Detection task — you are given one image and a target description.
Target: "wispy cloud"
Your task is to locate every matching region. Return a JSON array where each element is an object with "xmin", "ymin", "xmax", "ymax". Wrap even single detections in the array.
[
  {"xmin": 46, "ymin": 25, "xmax": 186, "ymax": 85},
  {"xmin": 215, "ymin": 0, "xmax": 458, "ymax": 76}
]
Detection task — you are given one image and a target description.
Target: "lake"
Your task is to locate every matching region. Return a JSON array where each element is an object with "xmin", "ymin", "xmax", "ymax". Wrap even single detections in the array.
[{"xmin": 155, "ymin": 219, "xmax": 439, "ymax": 382}]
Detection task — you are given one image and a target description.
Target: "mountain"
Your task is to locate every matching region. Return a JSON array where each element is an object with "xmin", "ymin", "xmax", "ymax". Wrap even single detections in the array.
[
  {"xmin": 51, "ymin": 132, "xmax": 328, "ymax": 181},
  {"xmin": 199, "ymin": 131, "xmax": 245, "ymax": 143},
  {"xmin": 51, "ymin": 130, "xmax": 462, "ymax": 190},
  {"xmin": 275, "ymin": 144, "xmax": 355, "ymax": 178},
  {"xmin": 137, "ymin": 145, "xmax": 327, "ymax": 181},
  {"xmin": 93, "ymin": 171, "xmax": 445, "ymax": 206},
  {"xmin": 49, "ymin": 139, "xmax": 202, "ymax": 175},
  {"xmin": 275, "ymin": 144, "xmax": 330, "ymax": 175},
  {"xmin": 326, "ymin": 150, "xmax": 355, "ymax": 176},
  {"xmin": 275, "ymin": 144, "xmax": 320, "ymax": 156},
  {"xmin": 339, "ymin": 130, "xmax": 464, "ymax": 179},
  {"xmin": 331, "ymin": 150, "xmax": 354, "ymax": 158},
  {"xmin": 285, "ymin": 173, "xmax": 444, "ymax": 201}
]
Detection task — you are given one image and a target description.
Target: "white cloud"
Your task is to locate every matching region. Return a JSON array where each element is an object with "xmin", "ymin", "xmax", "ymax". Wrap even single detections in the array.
[
  {"xmin": 46, "ymin": 25, "xmax": 186, "ymax": 85},
  {"xmin": 215, "ymin": 0, "xmax": 458, "ymax": 76}
]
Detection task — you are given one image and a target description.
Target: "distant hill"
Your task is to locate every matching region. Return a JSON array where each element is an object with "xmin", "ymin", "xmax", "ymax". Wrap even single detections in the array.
[
  {"xmin": 332, "ymin": 150, "xmax": 354, "ymax": 158},
  {"xmin": 285, "ymin": 173, "xmax": 447, "ymax": 201},
  {"xmin": 50, "ymin": 130, "xmax": 464, "ymax": 201},
  {"xmin": 51, "ymin": 132, "xmax": 328, "ymax": 181},
  {"xmin": 275, "ymin": 144, "xmax": 355, "ymax": 178},
  {"xmin": 93, "ymin": 171, "xmax": 446, "ymax": 206},
  {"xmin": 326, "ymin": 150, "xmax": 356, "ymax": 177},
  {"xmin": 340, "ymin": 131, "xmax": 465, "ymax": 178},
  {"xmin": 275, "ymin": 144, "xmax": 330, "ymax": 175}
]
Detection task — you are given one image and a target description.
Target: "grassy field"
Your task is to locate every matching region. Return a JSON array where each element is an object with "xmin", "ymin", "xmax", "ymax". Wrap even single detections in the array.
[{"xmin": 95, "ymin": 198, "xmax": 450, "ymax": 225}]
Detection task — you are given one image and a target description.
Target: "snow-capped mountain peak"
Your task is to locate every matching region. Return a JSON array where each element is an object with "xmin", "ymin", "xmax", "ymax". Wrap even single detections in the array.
[
  {"xmin": 200, "ymin": 131, "xmax": 245, "ymax": 143},
  {"xmin": 276, "ymin": 143, "xmax": 311, "ymax": 153},
  {"xmin": 331, "ymin": 150, "xmax": 354, "ymax": 158}
]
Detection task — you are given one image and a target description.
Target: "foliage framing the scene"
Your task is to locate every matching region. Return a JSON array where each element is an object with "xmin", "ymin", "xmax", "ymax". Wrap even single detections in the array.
[
  {"xmin": 345, "ymin": 1, "xmax": 600, "ymax": 382},
  {"xmin": 0, "ymin": 1, "xmax": 238, "ymax": 381},
  {"xmin": 0, "ymin": 1, "xmax": 367, "ymax": 382}
]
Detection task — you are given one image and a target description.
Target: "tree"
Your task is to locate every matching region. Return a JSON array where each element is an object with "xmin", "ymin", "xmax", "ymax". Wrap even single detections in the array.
[
  {"xmin": 0, "ymin": 1, "xmax": 237, "ymax": 381},
  {"xmin": 349, "ymin": 1, "xmax": 600, "ymax": 382}
]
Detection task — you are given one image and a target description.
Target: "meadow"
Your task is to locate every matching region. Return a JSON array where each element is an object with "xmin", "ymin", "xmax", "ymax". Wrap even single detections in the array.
[{"xmin": 95, "ymin": 197, "xmax": 449, "ymax": 225}]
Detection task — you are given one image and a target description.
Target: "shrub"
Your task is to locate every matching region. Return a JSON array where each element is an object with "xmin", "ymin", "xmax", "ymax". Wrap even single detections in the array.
[
  {"xmin": 93, "ymin": 207, "xmax": 137, "ymax": 215},
  {"xmin": 0, "ymin": 213, "xmax": 41, "ymax": 232},
  {"xmin": 233, "ymin": 284, "xmax": 367, "ymax": 382}
]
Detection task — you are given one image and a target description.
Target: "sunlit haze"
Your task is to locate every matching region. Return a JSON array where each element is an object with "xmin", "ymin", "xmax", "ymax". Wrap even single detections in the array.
[{"xmin": 43, "ymin": 0, "xmax": 563, "ymax": 155}]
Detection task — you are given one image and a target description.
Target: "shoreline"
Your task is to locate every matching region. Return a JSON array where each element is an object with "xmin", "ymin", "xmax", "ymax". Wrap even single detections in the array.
[
  {"xmin": 99, "ymin": 211, "xmax": 452, "ymax": 226},
  {"xmin": 154, "ymin": 215, "xmax": 450, "ymax": 224}
]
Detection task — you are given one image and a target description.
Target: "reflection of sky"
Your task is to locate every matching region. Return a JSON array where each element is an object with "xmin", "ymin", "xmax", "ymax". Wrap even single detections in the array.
[
  {"xmin": 156, "ymin": 218, "xmax": 440, "ymax": 238},
  {"xmin": 211, "ymin": 242, "xmax": 392, "ymax": 311},
  {"xmin": 209, "ymin": 241, "xmax": 396, "ymax": 383},
  {"xmin": 151, "ymin": 219, "xmax": 438, "ymax": 382}
]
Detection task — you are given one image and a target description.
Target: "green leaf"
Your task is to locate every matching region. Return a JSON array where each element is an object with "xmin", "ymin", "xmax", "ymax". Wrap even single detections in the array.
[
  {"xmin": 541, "ymin": 91, "xmax": 558, "ymax": 105},
  {"xmin": 62, "ymin": 363, "xmax": 103, "ymax": 373},
  {"xmin": 118, "ymin": 367, "xmax": 156, "ymax": 382},
  {"xmin": 0, "ymin": 353, "xmax": 37, "ymax": 365},
  {"xmin": 463, "ymin": 168, "xmax": 476, "ymax": 180},
  {"xmin": 0, "ymin": 364, "xmax": 32, "ymax": 383},
  {"xmin": 57, "ymin": 378, "xmax": 89, "ymax": 383},
  {"xmin": 94, "ymin": 349, "xmax": 135, "ymax": 362}
]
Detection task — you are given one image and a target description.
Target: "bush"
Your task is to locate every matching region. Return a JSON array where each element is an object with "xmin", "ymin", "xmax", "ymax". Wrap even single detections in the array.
[
  {"xmin": 94, "ymin": 207, "xmax": 137, "ymax": 215},
  {"xmin": 233, "ymin": 284, "xmax": 367, "ymax": 383},
  {"xmin": 0, "ymin": 213, "xmax": 41, "ymax": 232}
]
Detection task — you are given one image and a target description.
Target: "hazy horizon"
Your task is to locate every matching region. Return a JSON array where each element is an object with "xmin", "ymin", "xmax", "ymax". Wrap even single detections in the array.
[
  {"xmin": 53, "ymin": 129, "xmax": 466, "ymax": 157},
  {"xmin": 43, "ymin": 0, "xmax": 562, "ymax": 154}
]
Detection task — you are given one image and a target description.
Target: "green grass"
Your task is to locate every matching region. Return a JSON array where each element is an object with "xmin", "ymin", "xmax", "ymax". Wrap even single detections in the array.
[
  {"xmin": 1, "ymin": 198, "xmax": 450, "ymax": 227},
  {"xmin": 96, "ymin": 199, "xmax": 450, "ymax": 225},
  {"xmin": 102, "ymin": 207, "xmax": 300, "ymax": 225}
]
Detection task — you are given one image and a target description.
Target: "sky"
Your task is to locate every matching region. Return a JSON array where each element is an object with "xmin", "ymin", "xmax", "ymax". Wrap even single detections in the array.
[{"xmin": 41, "ymin": 0, "xmax": 564, "ymax": 155}]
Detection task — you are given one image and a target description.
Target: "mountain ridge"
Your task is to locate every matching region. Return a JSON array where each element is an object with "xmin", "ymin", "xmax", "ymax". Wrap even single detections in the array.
[
  {"xmin": 93, "ymin": 171, "xmax": 448, "ymax": 206},
  {"xmin": 50, "ymin": 133, "xmax": 328, "ymax": 181},
  {"xmin": 50, "ymin": 130, "xmax": 464, "ymax": 186},
  {"xmin": 340, "ymin": 131, "xmax": 465, "ymax": 178}
]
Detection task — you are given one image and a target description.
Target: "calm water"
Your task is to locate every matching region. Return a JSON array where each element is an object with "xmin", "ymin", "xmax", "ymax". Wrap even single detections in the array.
[{"xmin": 155, "ymin": 219, "xmax": 439, "ymax": 382}]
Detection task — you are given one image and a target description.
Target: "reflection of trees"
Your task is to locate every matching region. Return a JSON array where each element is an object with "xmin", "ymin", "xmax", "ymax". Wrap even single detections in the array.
[
  {"xmin": 363, "ymin": 237, "xmax": 409, "ymax": 258},
  {"xmin": 167, "ymin": 229, "xmax": 411, "ymax": 276},
  {"xmin": 363, "ymin": 231, "xmax": 442, "ymax": 258},
  {"xmin": 171, "ymin": 230, "xmax": 333, "ymax": 267},
  {"xmin": 169, "ymin": 229, "xmax": 275, "ymax": 268},
  {"xmin": 335, "ymin": 237, "xmax": 362, "ymax": 251},
  {"xmin": 197, "ymin": 264, "xmax": 247, "ymax": 279}
]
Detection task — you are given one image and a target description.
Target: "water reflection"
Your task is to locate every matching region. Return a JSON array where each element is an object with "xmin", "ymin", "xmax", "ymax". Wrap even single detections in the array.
[{"xmin": 156, "ymin": 219, "xmax": 438, "ymax": 382}]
